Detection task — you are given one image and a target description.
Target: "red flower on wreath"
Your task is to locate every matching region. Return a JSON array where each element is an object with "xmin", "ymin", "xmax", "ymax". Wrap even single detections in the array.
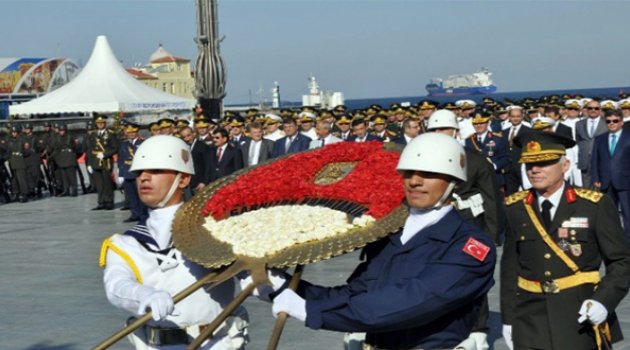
[{"xmin": 202, "ymin": 142, "xmax": 404, "ymax": 220}]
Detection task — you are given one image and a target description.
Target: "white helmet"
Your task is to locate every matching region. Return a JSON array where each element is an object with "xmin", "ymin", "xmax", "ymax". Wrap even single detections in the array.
[
  {"xmin": 397, "ymin": 133, "xmax": 467, "ymax": 182},
  {"xmin": 426, "ymin": 109, "xmax": 459, "ymax": 130},
  {"xmin": 131, "ymin": 135, "xmax": 194, "ymax": 175}
]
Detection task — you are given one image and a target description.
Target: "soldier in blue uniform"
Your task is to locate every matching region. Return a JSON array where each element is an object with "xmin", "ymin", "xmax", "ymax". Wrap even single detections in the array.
[
  {"xmin": 117, "ymin": 122, "xmax": 146, "ymax": 223},
  {"xmin": 465, "ymin": 113, "xmax": 511, "ymax": 190},
  {"xmin": 269, "ymin": 133, "xmax": 496, "ymax": 350}
]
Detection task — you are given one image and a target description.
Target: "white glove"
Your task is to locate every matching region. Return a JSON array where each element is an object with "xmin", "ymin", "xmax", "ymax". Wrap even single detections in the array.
[
  {"xmin": 272, "ymin": 289, "xmax": 306, "ymax": 322},
  {"xmin": 117, "ymin": 177, "xmax": 125, "ymax": 186},
  {"xmin": 239, "ymin": 269, "xmax": 289, "ymax": 302},
  {"xmin": 87, "ymin": 165, "xmax": 93, "ymax": 174},
  {"xmin": 96, "ymin": 153, "xmax": 104, "ymax": 160},
  {"xmin": 502, "ymin": 324, "xmax": 514, "ymax": 350},
  {"xmin": 455, "ymin": 332, "xmax": 488, "ymax": 350},
  {"xmin": 137, "ymin": 290, "xmax": 175, "ymax": 321},
  {"xmin": 578, "ymin": 299, "xmax": 608, "ymax": 325}
]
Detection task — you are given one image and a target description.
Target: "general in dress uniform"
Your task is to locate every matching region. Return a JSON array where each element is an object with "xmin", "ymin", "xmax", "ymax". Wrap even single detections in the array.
[
  {"xmin": 270, "ymin": 134, "xmax": 496, "ymax": 350},
  {"xmin": 465, "ymin": 113, "xmax": 511, "ymax": 189},
  {"xmin": 87, "ymin": 115, "xmax": 119, "ymax": 210},
  {"xmin": 117, "ymin": 122, "xmax": 146, "ymax": 223},
  {"xmin": 501, "ymin": 131, "xmax": 630, "ymax": 350}
]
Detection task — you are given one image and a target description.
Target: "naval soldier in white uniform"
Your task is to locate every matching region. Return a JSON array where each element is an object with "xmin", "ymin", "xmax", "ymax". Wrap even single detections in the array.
[{"xmin": 100, "ymin": 135, "xmax": 248, "ymax": 350}]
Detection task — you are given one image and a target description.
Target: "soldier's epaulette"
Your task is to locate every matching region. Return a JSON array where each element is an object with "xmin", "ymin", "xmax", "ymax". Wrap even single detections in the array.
[
  {"xmin": 505, "ymin": 190, "xmax": 529, "ymax": 206},
  {"xmin": 492, "ymin": 131, "xmax": 503, "ymax": 137},
  {"xmin": 386, "ymin": 130, "xmax": 398, "ymax": 137},
  {"xmin": 574, "ymin": 188, "xmax": 603, "ymax": 203}
]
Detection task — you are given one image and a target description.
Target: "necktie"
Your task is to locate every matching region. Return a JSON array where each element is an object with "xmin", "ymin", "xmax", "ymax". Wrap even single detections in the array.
[
  {"xmin": 285, "ymin": 137, "xmax": 292, "ymax": 153},
  {"xmin": 249, "ymin": 141, "xmax": 256, "ymax": 166},
  {"xmin": 509, "ymin": 127, "xmax": 516, "ymax": 143},
  {"xmin": 588, "ymin": 120, "xmax": 595, "ymax": 138},
  {"xmin": 477, "ymin": 135, "xmax": 482, "ymax": 144},
  {"xmin": 216, "ymin": 146, "xmax": 223, "ymax": 163},
  {"xmin": 320, "ymin": 138, "xmax": 325, "ymax": 147},
  {"xmin": 541, "ymin": 200, "xmax": 553, "ymax": 230},
  {"xmin": 610, "ymin": 134, "xmax": 618, "ymax": 155}
]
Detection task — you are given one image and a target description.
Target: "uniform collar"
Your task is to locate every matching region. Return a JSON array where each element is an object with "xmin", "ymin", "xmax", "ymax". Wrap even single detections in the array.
[
  {"xmin": 146, "ymin": 202, "xmax": 182, "ymax": 250},
  {"xmin": 392, "ymin": 207, "xmax": 460, "ymax": 249}
]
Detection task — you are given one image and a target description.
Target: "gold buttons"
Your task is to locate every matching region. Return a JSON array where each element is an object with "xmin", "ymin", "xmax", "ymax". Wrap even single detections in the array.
[
  {"xmin": 544, "ymin": 253, "xmax": 551, "ymax": 259},
  {"xmin": 520, "ymin": 236, "xmax": 526, "ymax": 240},
  {"xmin": 544, "ymin": 271, "xmax": 552, "ymax": 277}
]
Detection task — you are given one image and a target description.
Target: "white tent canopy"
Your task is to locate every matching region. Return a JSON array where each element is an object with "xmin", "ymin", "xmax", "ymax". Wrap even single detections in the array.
[{"xmin": 10, "ymin": 35, "xmax": 195, "ymax": 115}]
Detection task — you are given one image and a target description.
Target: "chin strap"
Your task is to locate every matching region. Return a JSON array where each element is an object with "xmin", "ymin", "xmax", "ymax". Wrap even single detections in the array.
[
  {"xmin": 432, "ymin": 181, "xmax": 457, "ymax": 209},
  {"xmin": 156, "ymin": 173, "xmax": 182, "ymax": 208}
]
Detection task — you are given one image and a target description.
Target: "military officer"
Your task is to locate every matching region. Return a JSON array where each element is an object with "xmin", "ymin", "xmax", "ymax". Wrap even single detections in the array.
[
  {"xmin": 87, "ymin": 114, "xmax": 119, "ymax": 210},
  {"xmin": 194, "ymin": 116, "xmax": 213, "ymax": 146},
  {"xmin": 370, "ymin": 114, "xmax": 397, "ymax": 142},
  {"xmin": 334, "ymin": 114, "xmax": 353, "ymax": 141},
  {"xmin": 263, "ymin": 114, "xmax": 285, "ymax": 142},
  {"xmin": 5, "ymin": 125, "xmax": 29, "ymax": 202},
  {"xmin": 21, "ymin": 122, "xmax": 43, "ymax": 198},
  {"xmin": 465, "ymin": 113, "xmax": 511, "ymax": 189},
  {"xmin": 501, "ymin": 131, "xmax": 630, "ymax": 350},
  {"xmin": 268, "ymin": 133, "xmax": 496, "ymax": 350},
  {"xmin": 117, "ymin": 122, "xmax": 146, "ymax": 223},
  {"xmin": 158, "ymin": 118, "xmax": 175, "ymax": 136},
  {"xmin": 49, "ymin": 124, "xmax": 81, "ymax": 197}
]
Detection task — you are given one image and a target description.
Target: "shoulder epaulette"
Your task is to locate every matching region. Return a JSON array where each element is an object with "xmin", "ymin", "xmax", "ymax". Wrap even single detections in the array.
[
  {"xmin": 492, "ymin": 131, "xmax": 503, "ymax": 137},
  {"xmin": 574, "ymin": 188, "xmax": 603, "ymax": 203},
  {"xmin": 386, "ymin": 130, "xmax": 398, "ymax": 137},
  {"xmin": 505, "ymin": 190, "xmax": 529, "ymax": 206}
]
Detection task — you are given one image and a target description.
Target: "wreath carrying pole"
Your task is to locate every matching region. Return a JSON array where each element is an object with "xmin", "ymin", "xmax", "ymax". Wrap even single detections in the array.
[
  {"xmin": 266, "ymin": 265, "xmax": 305, "ymax": 350},
  {"xmin": 93, "ymin": 271, "xmax": 218, "ymax": 350}
]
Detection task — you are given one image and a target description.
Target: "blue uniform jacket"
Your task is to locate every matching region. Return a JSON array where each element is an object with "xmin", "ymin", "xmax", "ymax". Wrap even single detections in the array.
[
  {"xmin": 118, "ymin": 138, "xmax": 143, "ymax": 179},
  {"xmin": 297, "ymin": 208, "xmax": 496, "ymax": 349},
  {"xmin": 465, "ymin": 132, "xmax": 510, "ymax": 186}
]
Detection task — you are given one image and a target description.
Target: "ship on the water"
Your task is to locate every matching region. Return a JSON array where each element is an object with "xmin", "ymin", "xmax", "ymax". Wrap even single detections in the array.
[{"xmin": 426, "ymin": 67, "xmax": 497, "ymax": 96}]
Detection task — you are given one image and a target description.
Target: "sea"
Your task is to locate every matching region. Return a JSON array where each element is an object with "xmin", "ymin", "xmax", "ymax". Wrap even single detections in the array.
[{"xmin": 339, "ymin": 85, "xmax": 630, "ymax": 110}]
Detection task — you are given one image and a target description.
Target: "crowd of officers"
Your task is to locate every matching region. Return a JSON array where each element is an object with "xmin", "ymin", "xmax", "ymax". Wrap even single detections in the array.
[
  {"xmin": 2, "ymin": 92, "xmax": 630, "ymax": 349},
  {"xmin": 2, "ymin": 93, "xmax": 630, "ymax": 236}
]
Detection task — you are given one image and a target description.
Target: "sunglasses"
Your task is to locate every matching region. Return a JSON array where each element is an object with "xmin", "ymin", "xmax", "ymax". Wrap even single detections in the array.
[
  {"xmin": 606, "ymin": 119, "xmax": 621, "ymax": 124},
  {"xmin": 586, "ymin": 107, "xmax": 600, "ymax": 111}
]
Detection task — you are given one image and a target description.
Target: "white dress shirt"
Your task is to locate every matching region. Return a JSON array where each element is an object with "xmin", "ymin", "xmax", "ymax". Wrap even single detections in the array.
[
  {"xmin": 248, "ymin": 139, "xmax": 262, "ymax": 166},
  {"xmin": 536, "ymin": 184, "xmax": 565, "ymax": 221}
]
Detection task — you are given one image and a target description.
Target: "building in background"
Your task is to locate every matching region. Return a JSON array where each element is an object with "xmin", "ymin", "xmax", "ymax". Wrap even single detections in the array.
[
  {"xmin": 126, "ymin": 45, "xmax": 195, "ymax": 99},
  {"xmin": 0, "ymin": 57, "xmax": 80, "ymax": 119}
]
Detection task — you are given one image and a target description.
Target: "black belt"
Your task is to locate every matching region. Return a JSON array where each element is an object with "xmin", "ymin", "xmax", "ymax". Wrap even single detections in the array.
[{"xmin": 127, "ymin": 317, "xmax": 190, "ymax": 346}]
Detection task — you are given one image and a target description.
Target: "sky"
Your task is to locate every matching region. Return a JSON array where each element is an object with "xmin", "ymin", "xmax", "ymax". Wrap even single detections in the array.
[{"xmin": 2, "ymin": 0, "xmax": 630, "ymax": 104}]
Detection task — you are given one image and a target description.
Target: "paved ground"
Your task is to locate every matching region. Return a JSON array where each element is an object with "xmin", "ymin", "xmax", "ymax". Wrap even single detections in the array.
[{"xmin": 1, "ymin": 193, "xmax": 629, "ymax": 350}]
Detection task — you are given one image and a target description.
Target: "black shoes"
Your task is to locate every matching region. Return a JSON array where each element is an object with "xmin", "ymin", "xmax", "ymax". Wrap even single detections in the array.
[{"xmin": 91, "ymin": 205, "xmax": 104, "ymax": 210}]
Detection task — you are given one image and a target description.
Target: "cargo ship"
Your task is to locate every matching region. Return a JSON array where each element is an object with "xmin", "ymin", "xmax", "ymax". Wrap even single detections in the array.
[{"xmin": 425, "ymin": 67, "xmax": 497, "ymax": 96}]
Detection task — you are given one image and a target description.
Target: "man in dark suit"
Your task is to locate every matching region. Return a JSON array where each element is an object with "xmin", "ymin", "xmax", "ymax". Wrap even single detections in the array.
[
  {"xmin": 503, "ymin": 107, "xmax": 532, "ymax": 195},
  {"xmin": 242, "ymin": 122, "xmax": 274, "ymax": 167},
  {"xmin": 180, "ymin": 126, "xmax": 210, "ymax": 193},
  {"xmin": 347, "ymin": 118, "xmax": 382, "ymax": 142},
  {"xmin": 592, "ymin": 110, "xmax": 630, "ymax": 241},
  {"xmin": 271, "ymin": 118, "xmax": 311, "ymax": 158},
  {"xmin": 545, "ymin": 106, "xmax": 573, "ymax": 139},
  {"xmin": 207, "ymin": 128, "xmax": 243, "ymax": 182},
  {"xmin": 393, "ymin": 119, "xmax": 422, "ymax": 146},
  {"xmin": 575, "ymin": 100, "xmax": 609, "ymax": 187}
]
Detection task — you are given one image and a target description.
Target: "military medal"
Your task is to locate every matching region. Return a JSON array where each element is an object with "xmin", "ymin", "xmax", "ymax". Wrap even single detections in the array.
[
  {"xmin": 558, "ymin": 239, "xmax": 571, "ymax": 252},
  {"xmin": 570, "ymin": 244, "xmax": 582, "ymax": 257},
  {"xmin": 558, "ymin": 228, "xmax": 569, "ymax": 239}
]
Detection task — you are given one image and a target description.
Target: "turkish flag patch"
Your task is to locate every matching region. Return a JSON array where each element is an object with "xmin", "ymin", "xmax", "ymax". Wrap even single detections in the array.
[{"xmin": 463, "ymin": 237, "xmax": 490, "ymax": 262}]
